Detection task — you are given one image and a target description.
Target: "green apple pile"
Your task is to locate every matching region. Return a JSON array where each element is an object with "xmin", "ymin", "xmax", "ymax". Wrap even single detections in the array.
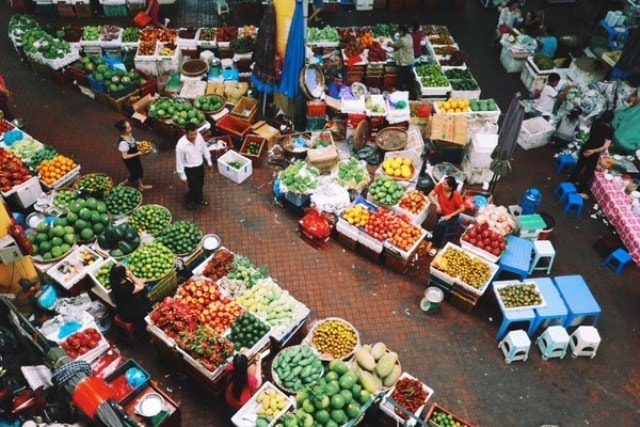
[
  {"xmin": 28, "ymin": 221, "xmax": 77, "ymax": 261},
  {"xmin": 64, "ymin": 197, "xmax": 111, "ymax": 242},
  {"xmin": 156, "ymin": 220, "xmax": 201, "ymax": 255}
]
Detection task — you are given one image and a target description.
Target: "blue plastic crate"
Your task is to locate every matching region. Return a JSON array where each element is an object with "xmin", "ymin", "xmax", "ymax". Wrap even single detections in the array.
[{"xmin": 87, "ymin": 76, "xmax": 108, "ymax": 93}]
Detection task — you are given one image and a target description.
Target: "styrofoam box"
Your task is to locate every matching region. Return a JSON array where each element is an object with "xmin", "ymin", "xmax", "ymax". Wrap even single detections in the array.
[
  {"xmin": 517, "ymin": 117, "xmax": 554, "ymax": 151},
  {"xmin": 41, "ymin": 165, "xmax": 81, "ymax": 191},
  {"xmin": 232, "ymin": 381, "xmax": 293, "ymax": 427},
  {"xmin": 358, "ymin": 232, "xmax": 384, "ymax": 253},
  {"xmin": 459, "ymin": 234, "xmax": 502, "ymax": 264},
  {"xmin": 392, "ymin": 196, "xmax": 430, "ymax": 225},
  {"xmin": 365, "ymin": 94, "xmax": 387, "ymax": 117},
  {"xmin": 176, "ymin": 345, "xmax": 230, "ymax": 380},
  {"xmin": 48, "ymin": 246, "xmax": 104, "ymax": 290},
  {"xmin": 493, "ymin": 280, "xmax": 547, "ymax": 312},
  {"xmin": 380, "ymin": 372, "xmax": 434, "ymax": 426},
  {"xmin": 144, "ymin": 315, "xmax": 177, "ymax": 348},
  {"xmin": 1, "ymin": 176, "xmax": 43, "ymax": 209},
  {"xmin": 87, "ymin": 257, "xmax": 117, "ymax": 305},
  {"xmin": 471, "ymin": 133, "xmax": 499, "ymax": 155},
  {"xmin": 430, "ymin": 242, "xmax": 499, "ymax": 296},
  {"xmin": 217, "ymin": 150, "xmax": 253, "ymax": 184},
  {"xmin": 41, "ymin": 313, "xmax": 109, "ymax": 363},
  {"xmin": 383, "ymin": 226, "xmax": 427, "ymax": 260},
  {"xmin": 461, "ymin": 158, "xmax": 495, "ymax": 185},
  {"xmin": 337, "ymin": 218, "xmax": 363, "ymax": 240},
  {"xmin": 191, "ymin": 246, "xmax": 231, "ymax": 276},
  {"xmin": 500, "ymin": 47, "xmax": 526, "ymax": 74}
]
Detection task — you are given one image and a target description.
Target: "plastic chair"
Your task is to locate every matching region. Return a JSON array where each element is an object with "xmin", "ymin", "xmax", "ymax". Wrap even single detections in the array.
[
  {"xmin": 498, "ymin": 330, "xmax": 531, "ymax": 363},
  {"xmin": 569, "ymin": 326, "xmax": 601, "ymax": 359},
  {"xmin": 215, "ymin": 0, "xmax": 229, "ymax": 15},
  {"xmin": 554, "ymin": 182, "xmax": 577, "ymax": 204},
  {"xmin": 554, "ymin": 154, "xmax": 576, "ymax": 174},
  {"xmin": 603, "ymin": 248, "xmax": 632, "ymax": 275},
  {"xmin": 536, "ymin": 325, "xmax": 570, "ymax": 360},
  {"xmin": 529, "ymin": 240, "xmax": 556, "ymax": 275},
  {"xmin": 112, "ymin": 315, "xmax": 145, "ymax": 346},
  {"xmin": 563, "ymin": 193, "xmax": 584, "ymax": 216},
  {"xmin": 443, "ymin": 216, "xmax": 464, "ymax": 241}
]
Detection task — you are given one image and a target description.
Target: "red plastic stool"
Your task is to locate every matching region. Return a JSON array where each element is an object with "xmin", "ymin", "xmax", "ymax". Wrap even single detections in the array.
[{"xmin": 112, "ymin": 315, "xmax": 145, "ymax": 346}]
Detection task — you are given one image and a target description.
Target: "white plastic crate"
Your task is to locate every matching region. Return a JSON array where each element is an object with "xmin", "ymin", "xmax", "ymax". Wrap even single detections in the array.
[
  {"xmin": 466, "ymin": 133, "xmax": 498, "ymax": 168},
  {"xmin": 500, "ymin": 47, "xmax": 527, "ymax": 74},
  {"xmin": 380, "ymin": 372, "xmax": 434, "ymax": 426},
  {"xmin": 461, "ymin": 157, "xmax": 495, "ymax": 185},
  {"xmin": 383, "ymin": 227, "xmax": 427, "ymax": 260},
  {"xmin": 217, "ymin": 150, "xmax": 253, "ymax": 184},
  {"xmin": 1, "ymin": 176, "xmax": 43, "ymax": 209},
  {"xmin": 517, "ymin": 117, "xmax": 554, "ymax": 151},
  {"xmin": 231, "ymin": 381, "xmax": 293, "ymax": 427}
]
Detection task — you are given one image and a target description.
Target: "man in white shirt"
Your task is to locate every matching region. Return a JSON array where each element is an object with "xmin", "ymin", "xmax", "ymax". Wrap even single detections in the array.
[
  {"xmin": 175, "ymin": 123, "xmax": 213, "ymax": 210},
  {"xmin": 532, "ymin": 73, "xmax": 572, "ymax": 118}
]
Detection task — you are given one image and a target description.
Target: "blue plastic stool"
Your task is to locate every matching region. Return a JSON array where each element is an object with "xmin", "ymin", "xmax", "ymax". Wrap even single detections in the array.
[
  {"xmin": 554, "ymin": 182, "xmax": 577, "ymax": 204},
  {"xmin": 603, "ymin": 248, "xmax": 632, "ymax": 275},
  {"xmin": 555, "ymin": 154, "xmax": 576, "ymax": 174},
  {"xmin": 563, "ymin": 193, "xmax": 584, "ymax": 216}
]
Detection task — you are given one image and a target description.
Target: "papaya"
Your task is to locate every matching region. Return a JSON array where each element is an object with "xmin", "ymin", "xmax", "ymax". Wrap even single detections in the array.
[
  {"xmin": 382, "ymin": 364, "xmax": 402, "ymax": 387},
  {"xmin": 375, "ymin": 352, "xmax": 398, "ymax": 378},
  {"xmin": 355, "ymin": 347, "xmax": 376, "ymax": 371},
  {"xmin": 118, "ymin": 240, "xmax": 135, "ymax": 254},
  {"xmin": 370, "ymin": 342, "xmax": 387, "ymax": 361}
]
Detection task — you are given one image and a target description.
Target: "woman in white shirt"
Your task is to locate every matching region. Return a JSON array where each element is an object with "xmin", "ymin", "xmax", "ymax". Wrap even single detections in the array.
[{"xmin": 494, "ymin": 0, "xmax": 523, "ymax": 47}]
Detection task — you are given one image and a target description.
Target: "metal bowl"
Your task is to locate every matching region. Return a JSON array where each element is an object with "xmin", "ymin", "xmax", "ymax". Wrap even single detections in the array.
[
  {"xmin": 136, "ymin": 393, "xmax": 164, "ymax": 418},
  {"xmin": 201, "ymin": 234, "xmax": 221, "ymax": 251}
]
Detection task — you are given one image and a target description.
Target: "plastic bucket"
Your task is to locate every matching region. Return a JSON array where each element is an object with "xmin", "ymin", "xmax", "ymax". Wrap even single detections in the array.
[
  {"xmin": 520, "ymin": 188, "xmax": 542, "ymax": 215},
  {"xmin": 420, "ymin": 287, "xmax": 445, "ymax": 313},
  {"xmin": 538, "ymin": 212, "xmax": 555, "ymax": 240}
]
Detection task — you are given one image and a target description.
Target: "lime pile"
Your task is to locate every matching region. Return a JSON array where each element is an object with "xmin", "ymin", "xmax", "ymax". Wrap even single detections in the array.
[
  {"xmin": 156, "ymin": 220, "xmax": 201, "ymax": 255},
  {"xmin": 129, "ymin": 241, "xmax": 175, "ymax": 281},
  {"xmin": 104, "ymin": 186, "xmax": 142, "ymax": 215},
  {"xmin": 129, "ymin": 204, "xmax": 171, "ymax": 236},
  {"xmin": 64, "ymin": 197, "xmax": 111, "ymax": 242},
  {"xmin": 193, "ymin": 95, "xmax": 225, "ymax": 113},
  {"xmin": 94, "ymin": 259, "xmax": 115, "ymax": 289},
  {"xmin": 228, "ymin": 312, "xmax": 270, "ymax": 351},
  {"xmin": 52, "ymin": 189, "xmax": 79, "ymax": 209},
  {"xmin": 28, "ymin": 221, "xmax": 76, "ymax": 261},
  {"xmin": 97, "ymin": 223, "xmax": 141, "ymax": 258},
  {"xmin": 74, "ymin": 174, "xmax": 112, "ymax": 196}
]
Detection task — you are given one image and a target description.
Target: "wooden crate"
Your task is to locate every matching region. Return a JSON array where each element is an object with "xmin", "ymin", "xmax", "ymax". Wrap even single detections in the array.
[
  {"xmin": 239, "ymin": 135, "xmax": 267, "ymax": 168},
  {"xmin": 450, "ymin": 290, "xmax": 477, "ymax": 313},
  {"xmin": 231, "ymin": 96, "xmax": 258, "ymax": 123}
]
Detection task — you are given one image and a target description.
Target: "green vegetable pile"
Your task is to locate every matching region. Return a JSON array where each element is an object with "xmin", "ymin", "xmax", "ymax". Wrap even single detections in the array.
[
  {"xmin": 9, "ymin": 138, "xmax": 42, "ymax": 161},
  {"xmin": 8, "ymin": 14, "xmax": 38, "ymax": 39},
  {"xmin": 122, "ymin": 27, "xmax": 140, "ymax": 43},
  {"xmin": 129, "ymin": 241, "xmax": 175, "ymax": 281},
  {"xmin": 104, "ymin": 186, "xmax": 142, "ymax": 215},
  {"xmin": 229, "ymin": 36, "xmax": 255, "ymax": 52},
  {"xmin": 246, "ymin": 142, "xmax": 261, "ymax": 155},
  {"xmin": 226, "ymin": 255, "xmax": 267, "ymax": 289},
  {"xmin": 73, "ymin": 55, "xmax": 106, "ymax": 74},
  {"xmin": 90, "ymin": 65, "xmax": 147, "ymax": 95},
  {"xmin": 53, "ymin": 189, "xmax": 79, "ymax": 210},
  {"xmin": 156, "ymin": 220, "xmax": 202, "ymax": 255},
  {"xmin": 415, "ymin": 63, "xmax": 449, "ymax": 87},
  {"xmin": 280, "ymin": 161, "xmax": 320, "ymax": 194},
  {"xmin": 307, "ymin": 25, "xmax": 340, "ymax": 43},
  {"xmin": 21, "ymin": 28, "xmax": 72, "ymax": 60},
  {"xmin": 444, "ymin": 68, "xmax": 473, "ymax": 80},
  {"xmin": 372, "ymin": 23, "xmax": 399, "ymax": 38},
  {"xmin": 129, "ymin": 204, "xmax": 172, "ymax": 236},
  {"xmin": 450, "ymin": 79, "xmax": 479, "ymax": 91},
  {"xmin": 228, "ymin": 161, "xmax": 245, "ymax": 170},
  {"xmin": 25, "ymin": 145, "xmax": 58, "ymax": 169},
  {"xmin": 334, "ymin": 158, "xmax": 369, "ymax": 190},
  {"xmin": 82, "ymin": 26, "xmax": 101, "ymax": 41}
]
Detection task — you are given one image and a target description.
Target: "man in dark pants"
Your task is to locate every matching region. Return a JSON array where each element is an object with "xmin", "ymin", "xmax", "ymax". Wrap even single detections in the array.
[
  {"xmin": 570, "ymin": 110, "xmax": 614, "ymax": 199},
  {"xmin": 175, "ymin": 123, "xmax": 213, "ymax": 210}
]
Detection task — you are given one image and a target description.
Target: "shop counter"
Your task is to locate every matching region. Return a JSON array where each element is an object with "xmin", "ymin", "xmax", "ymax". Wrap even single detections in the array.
[{"xmin": 591, "ymin": 171, "xmax": 640, "ymax": 266}]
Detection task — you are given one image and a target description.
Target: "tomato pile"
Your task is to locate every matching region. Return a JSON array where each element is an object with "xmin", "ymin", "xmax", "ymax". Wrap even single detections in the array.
[
  {"xmin": 60, "ymin": 328, "xmax": 103, "ymax": 359},
  {"xmin": 388, "ymin": 220, "xmax": 424, "ymax": 252},
  {"xmin": 364, "ymin": 208, "xmax": 400, "ymax": 241},
  {"xmin": 0, "ymin": 120, "xmax": 15, "ymax": 136},
  {"xmin": 0, "ymin": 148, "xmax": 32, "ymax": 193},
  {"xmin": 461, "ymin": 222, "xmax": 507, "ymax": 257},
  {"xmin": 390, "ymin": 377, "xmax": 429, "ymax": 419}
]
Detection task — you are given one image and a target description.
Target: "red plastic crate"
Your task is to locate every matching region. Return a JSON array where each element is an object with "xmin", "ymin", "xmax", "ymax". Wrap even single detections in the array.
[
  {"xmin": 216, "ymin": 114, "xmax": 252, "ymax": 139},
  {"xmin": 307, "ymin": 101, "xmax": 327, "ymax": 117},
  {"xmin": 348, "ymin": 113, "xmax": 367, "ymax": 127}
]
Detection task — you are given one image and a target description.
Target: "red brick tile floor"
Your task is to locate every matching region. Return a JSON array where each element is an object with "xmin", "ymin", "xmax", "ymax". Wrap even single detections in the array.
[{"xmin": 1, "ymin": 1, "xmax": 640, "ymax": 426}]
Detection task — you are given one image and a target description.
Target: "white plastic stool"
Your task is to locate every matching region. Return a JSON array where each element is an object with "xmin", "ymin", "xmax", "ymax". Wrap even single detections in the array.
[
  {"xmin": 529, "ymin": 240, "xmax": 556, "ymax": 275},
  {"xmin": 536, "ymin": 325, "xmax": 570, "ymax": 360},
  {"xmin": 498, "ymin": 330, "xmax": 531, "ymax": 363},
  {"xmin": 569, "ymin": 326, "xmax": 601, "ymax": 359}
]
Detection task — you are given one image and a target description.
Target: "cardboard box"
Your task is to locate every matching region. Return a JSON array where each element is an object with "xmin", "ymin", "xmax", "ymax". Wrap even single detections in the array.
[
  {"xmin": 429, "ymin": 114, "xmax": 468, "ymax": 146},
  {"xmin": 131, "ymin": 93, "xmax": 160, "ymax": 123}
]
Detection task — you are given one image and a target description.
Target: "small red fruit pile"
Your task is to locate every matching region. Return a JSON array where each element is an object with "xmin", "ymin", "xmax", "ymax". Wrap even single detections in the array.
[
  {"xmin": 61, "ymin": 328, "xmax": 103, "ymax": 359},
  {"xmin": 0, "ymin": 120, "xmax": 15, "ymax": 136},
  {"xmin": 461, "ymin": 222, "xmax": 507, "ymax": 257},
  {"xmin": 0, "ymin": 148, "xmax": 32, "ymax": 193},
  {"xmin": 398, "ymin": 190, "xmax": 428, "ymax": 215},
  {"xmin": 389, "ymin": 220, "xmax": 424, "ymax": 252}
]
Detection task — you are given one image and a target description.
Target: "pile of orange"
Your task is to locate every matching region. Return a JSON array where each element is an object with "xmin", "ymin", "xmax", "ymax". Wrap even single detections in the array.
[{"xmin": 37, "ymin": 155, "xmax": 77, "ymax": 185}]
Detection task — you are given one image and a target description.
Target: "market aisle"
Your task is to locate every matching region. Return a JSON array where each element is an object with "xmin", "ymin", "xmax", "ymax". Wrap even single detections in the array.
[{"xmin": 1, "ymin": 1, "xmax": 640, "ymax": 426}]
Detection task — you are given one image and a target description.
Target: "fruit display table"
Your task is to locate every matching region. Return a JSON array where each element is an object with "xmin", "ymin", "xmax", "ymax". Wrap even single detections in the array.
[
  {"xmin": 591, "ymin": 171, "xmax": 640, "ymax": 266},
  {"xmin": 497, "ymin": 235, "xmax": 534, "ymax": 281},
  {"xmin": 552, "ymin": 275, "xmax": 601, "ymax": 329}
]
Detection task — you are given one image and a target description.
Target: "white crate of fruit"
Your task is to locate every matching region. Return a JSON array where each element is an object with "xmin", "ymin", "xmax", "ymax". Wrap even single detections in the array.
[
  {"xmin": 144, "ymin": 314, "xmax": 177, "ymax": 348},
  {"xmin": 87, "ymin": 257, "xmax": 117, "ymax": 305},
  {"xmin": 217, "ymin": 150, "xmax": 253, "ymax": 184},
  {"xmin": 493, "ymin": 280, "xmax": 547, "ymax": 312},
  {"xmin": 40, "ymin": 311, "xmax": 109, "ymax": 363},
  {"xmin": 392, "ymin": 190, "xmax": 430, "ymax": 225},
  {"xmin": 383, "ymin": 225, "xmax": 428, "ymax": 260},
  {"xmin": 380, "ymin": 372, "xmax": 434, "ymax": 426},
  {"xmin": 231, "ymin": 382, "xmax": 293, "ymax": 427},
  {"xmin": 48, "ymin": 246, "xmax": 103, "ymax": 290}
]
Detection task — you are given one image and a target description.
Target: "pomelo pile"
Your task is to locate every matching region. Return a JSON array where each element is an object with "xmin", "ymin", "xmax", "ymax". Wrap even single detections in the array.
[{"xmin": 64, "ymin": 197, "xmax": 111, "ymax": 242}]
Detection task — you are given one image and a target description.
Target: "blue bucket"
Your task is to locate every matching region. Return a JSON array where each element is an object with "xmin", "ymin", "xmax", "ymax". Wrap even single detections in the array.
[
  {"xmin": 3, "ymin": 130, "xmax": 23, "ymax": 146},
  {"xmin": 37, "ymin": 284, "xmax": 58, "ymax": 310}
]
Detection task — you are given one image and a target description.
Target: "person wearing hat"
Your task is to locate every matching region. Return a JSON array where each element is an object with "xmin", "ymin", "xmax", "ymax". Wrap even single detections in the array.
[{"xmin": 175, "ymin": 123, "xmax": 213, "ymax": 211}]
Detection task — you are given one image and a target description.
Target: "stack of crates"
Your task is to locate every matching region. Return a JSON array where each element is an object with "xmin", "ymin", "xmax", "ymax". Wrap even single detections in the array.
[
  {"xmin": 516, "ymin": 214, "xmax": 546, "ymax": 240},
  {"xmin": 461, "ymin": 133, "xmax": 498, "ymax": 185},
  {"xmin": 100, "ymin": 0, "xmax": 128, "ymax": 16}
]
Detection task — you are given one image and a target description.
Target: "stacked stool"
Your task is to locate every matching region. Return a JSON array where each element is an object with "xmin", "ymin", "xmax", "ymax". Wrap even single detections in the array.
[
  {"xmin": 554, "ymin": 182, "xmax": 577, "ymax": 204},
  {"xmin": 498, "ymin": 330, "xmax": 531, "ymax": 363},
  {"xmin": 569, "ymin": 326, "xmax": 601, "ymax": 359},
  {"xmin": 555, "ymin": 154, "xmax": 576, "ymax": 174},
  {"xmin": 529, "ymin": 240, "xmax": 556, "ymax": 275},
  {"xmin": 536, "ymin": 325, "xmax": 570, "ymax": 360},
  {"xmin": 563, "ymin": 193, "xmax": 584, "ymax": 216},
  {"xmin": 603, "ymin": 248, "xmax": 632, "ymax": 275}
]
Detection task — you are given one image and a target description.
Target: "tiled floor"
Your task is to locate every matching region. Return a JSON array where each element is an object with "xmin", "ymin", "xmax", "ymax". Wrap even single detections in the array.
[{"xmin": 1, "ymin": 1, "xmax": 640, "ymax": 426}]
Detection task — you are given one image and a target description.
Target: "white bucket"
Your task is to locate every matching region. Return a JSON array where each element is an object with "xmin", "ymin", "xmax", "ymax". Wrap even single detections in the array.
[
  {"xmin": 199, "ymin": 50, "xmax": 215, "ymax": 65},
  {"xmin": 420, "ymin": 287, "xmax": 445, "ymax": 313}
]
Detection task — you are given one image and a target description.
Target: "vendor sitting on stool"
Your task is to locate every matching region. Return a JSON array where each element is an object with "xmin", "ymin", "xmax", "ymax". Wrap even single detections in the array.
[
  {"xmin": 425, "ymin": 176, "xmax": 466, "ymax": 257},
  {"xmin": 109, "ymin": 264, "xmax": 152, "ymax": 324}
]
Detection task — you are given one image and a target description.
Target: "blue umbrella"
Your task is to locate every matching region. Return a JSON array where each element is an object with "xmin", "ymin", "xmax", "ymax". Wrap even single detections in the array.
[{"xmin": 277, "ymin": 0, "xmax": 304, "ymax": 99}]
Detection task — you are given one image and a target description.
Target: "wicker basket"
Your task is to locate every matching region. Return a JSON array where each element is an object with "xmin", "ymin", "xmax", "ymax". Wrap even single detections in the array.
[
  {"xmin": 129, "ymin": 204, "xmax": 172, "ymax": 236},
  {"xmin": 375, "ymin": 127, "xmax": 408, "ymax": 151},
  {"xmin": 73, "ymin": 173, "xmax": 114, "ymax": 196},
  {"xmin": 192, "ymin": 94, "xmax": 226, "ymax": 115},
  {"xmin": 179, "ymin": 59, "xmax": 208, "ymax": 77},
  {"xmin": 307, "ymin": 317, "xmax": 361, "ymax": 361},
  {"xmin": 32, "ymin": 244, "xmax": 77, "ymax": 264},
  {"xmin": 271, "ymin": 345, "xmax": 323, "ymax": 394}
]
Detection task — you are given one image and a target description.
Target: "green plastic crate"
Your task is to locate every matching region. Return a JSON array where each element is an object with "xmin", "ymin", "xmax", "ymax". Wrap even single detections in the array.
[
  {"xmin": 517, "ymin": 214, "xmax": 546, "ymax": 239},
  {"xmin": 103, "ymin": 4, "xmax": 128, "ymax": 16},
  {"xmin": 306, "ymin": 115, "xmax": 326, "ymax": 131}
]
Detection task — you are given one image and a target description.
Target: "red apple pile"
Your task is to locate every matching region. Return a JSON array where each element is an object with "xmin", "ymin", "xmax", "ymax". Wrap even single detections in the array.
[
  {"xmin": 175, "ymin": 277, "xmax": 221, "ymax": 309},
  {"xmin": 0, "ymin": 120, "xmax": 15, "ymax": 136},
  {"xmin": 389, "ymin": 220, "xmax": 424, "ymax": 251},
  {"xmin": 364, "ymin": 208, "xmax": 401, "ymax": 241},
  {"xmin": 60, "ymin": 328, "xmax": 103, "ymax": 359},
  {"xmin": 0, "ymin": 148, "xmax": 32, "ymax": 193},
  {"xmin": 199, "ymin": 297, "xmax": 243, "ymax": 334},
  {"xmin": 398, "ymin": 189, "xmax": 428, "ymax": 215},
  {"xmin": 461, "ymin": 222, "xmax": 507, "ymax": 257}
]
